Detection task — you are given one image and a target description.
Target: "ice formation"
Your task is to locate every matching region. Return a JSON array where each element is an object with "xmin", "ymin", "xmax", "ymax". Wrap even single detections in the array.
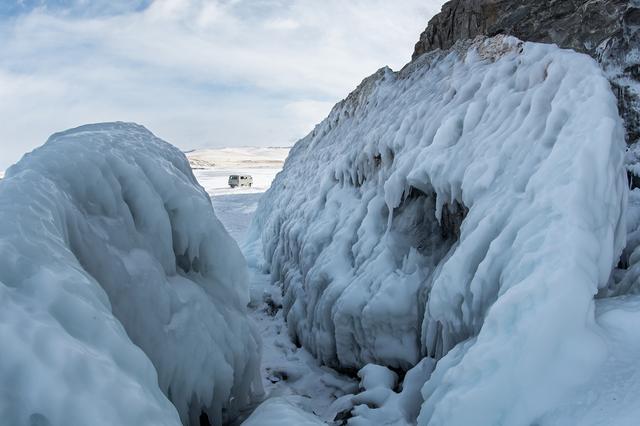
[
  {"xmin": 0, "ymin": 122, "xmax": 261, "ymax": 426},
  {"xmin": 248, "ymin": 36, "xmax": 627, "ymax": 424}
]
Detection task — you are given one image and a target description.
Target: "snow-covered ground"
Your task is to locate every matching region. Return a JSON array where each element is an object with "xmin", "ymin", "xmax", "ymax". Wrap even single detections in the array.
[
  {"xmin": 187, "ymin": 147, "xmax": 290, "ymax": 197},
  {"xmin": 539, "ymin": 294, "xmax": 640, "ymax": 425},
  {"xmin": 190, "ymin": 148, "xmax": 357, "ymax": 423},
  {"xmin": 187, "ymin": 147, "xmax": 289, "ymax": 241}
]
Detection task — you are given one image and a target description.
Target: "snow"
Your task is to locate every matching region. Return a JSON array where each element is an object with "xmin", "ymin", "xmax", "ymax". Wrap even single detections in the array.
[
  {"xmin": 210, "ymin": 193, "xmax": 264, "ymax": 242},
  {"xmin": 357, "ymin": 364, "xmax": 398, "ymax": 391},
  {"xmin": 242, "ymin": 397, "xmax": 325, "ymax": 426},
  {"xmin": 0, "ymin": 122, "xmax": 261, "ymax": 426},
  {"xmin": 248, "ymin": 35, "xmax": 627, "ymax": 424},
  {"xmin": 243, "ymin": 265, "xmax": 356, "ymax": 420},
  {"xmin": 539, "ymin": 295, "xmax": 640, "ymax": 426}
]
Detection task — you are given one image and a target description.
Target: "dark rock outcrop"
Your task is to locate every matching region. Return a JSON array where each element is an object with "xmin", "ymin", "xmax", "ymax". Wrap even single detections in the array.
[
  {"xmin": 412, "ymin": 0, "xmax": 629, "ymax": 59},
  {"xmin": 412, "ymin": 0, "xmax": 640, "ymax": 147}
]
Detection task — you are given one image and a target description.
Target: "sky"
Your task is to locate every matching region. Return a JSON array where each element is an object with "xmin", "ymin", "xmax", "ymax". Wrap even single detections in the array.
[{"xmin": 0, "ymin": 0, "xmax": 444, "ymax": 170}]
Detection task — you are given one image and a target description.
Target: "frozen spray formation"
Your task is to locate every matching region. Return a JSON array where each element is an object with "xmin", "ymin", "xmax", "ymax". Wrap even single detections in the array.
[
  {"xmin": 249, "ymin": 36, "xmax": 627, "ymax": 424},
  {"xmin": 0, "ymin": 123, "xmax": 261, "ymax": 426}
]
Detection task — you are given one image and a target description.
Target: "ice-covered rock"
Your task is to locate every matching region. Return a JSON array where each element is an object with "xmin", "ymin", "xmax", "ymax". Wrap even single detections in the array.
[
  {"xmin": 249, "ymin": 36, "xmax": 626, "ymax": 424},
  {"xmin": 324, "ymin": 360, "xmax": 435, "ymax": 425},
  {"xmin": 412, "ymin": 0, "xmax": 640, "ymax": 147},
  {"xmin": 0, "ymin": 122, "xmax": 262, "ymax": 426},
  {"xmin": 357, "ymin": 364, "xmax": 398, "ymax": 391},
  {"xmin": 410, "ymin": 0, "xmax": 640, "ymax": 310}
]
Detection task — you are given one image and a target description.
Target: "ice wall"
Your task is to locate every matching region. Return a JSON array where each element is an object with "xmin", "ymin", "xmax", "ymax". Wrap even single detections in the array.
[
  {"xmin": 0, "ymin": 122, "xmax": 261, "ymax": 426},
  {"xmin": 249, "ymin": 36, "xmax": 627, "ymax": 424}
]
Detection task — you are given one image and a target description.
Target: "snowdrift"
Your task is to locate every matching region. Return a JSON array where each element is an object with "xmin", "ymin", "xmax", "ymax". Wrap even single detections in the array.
[
  {"xmin": 0, "ymin": 123, "xmax": 261, "ymax": 426},
  {"xmin": 248, "ymin": 36, "xmax": 627, "ymax": 424}
]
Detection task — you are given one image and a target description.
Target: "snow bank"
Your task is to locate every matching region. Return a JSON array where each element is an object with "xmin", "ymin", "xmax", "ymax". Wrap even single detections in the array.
[
  {"xmin": 0, "ymin": 122, "xmax": 261, "ymax": 426},
  {"xmin": 538, "ymin": 294, "xmax": 640, "ymax": 426},
  {"xmin": 249, "ymin": 36, "xmax": 626, "ymax": 424}
]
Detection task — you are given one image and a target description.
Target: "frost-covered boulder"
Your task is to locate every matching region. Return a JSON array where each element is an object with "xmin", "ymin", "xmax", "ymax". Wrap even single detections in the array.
[
  {"xmin": 0, "ymin": 122, "xmax": 261, "ymax": 426},
  {"xmin": 249, "ymin": 36, "xmax": 626, "ymax": 424}
]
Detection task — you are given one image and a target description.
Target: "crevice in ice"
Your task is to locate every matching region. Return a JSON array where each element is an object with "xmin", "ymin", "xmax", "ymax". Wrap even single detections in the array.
[
  {"xmin": 391, "ymin": 186, "xmax": 463, "ymax": 258},
  {"xmin": 373, "ymin": 153, "xmax": 382, "ymax": 168},
  {"xmin": 198, "ymin": 412, "xmax": 211, "ymax": 426},
  {"xmin": 439, "ymin": 200, "xmax": 468, "ymax": 242}
]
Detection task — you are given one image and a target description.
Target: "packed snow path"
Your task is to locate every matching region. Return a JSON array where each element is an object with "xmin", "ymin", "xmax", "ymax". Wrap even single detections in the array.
[{"xmin": 193, "ymin": 152, "xmax": 357, "ymax": 423}]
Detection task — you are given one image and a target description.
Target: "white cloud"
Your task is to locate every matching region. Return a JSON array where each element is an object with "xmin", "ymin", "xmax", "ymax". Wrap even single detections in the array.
[{"xmin": 0, "ymin": 0, "xmax": 444, "ymax": 169}]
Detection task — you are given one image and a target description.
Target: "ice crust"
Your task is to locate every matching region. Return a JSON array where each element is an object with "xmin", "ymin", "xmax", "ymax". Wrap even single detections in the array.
[
  {"xmin": 0, "ymin": 122, "xmax": 261, "ymax": 426},
  {"xmin": 249, "ymin": 37, "xmax": 627, "ymax": 424}
]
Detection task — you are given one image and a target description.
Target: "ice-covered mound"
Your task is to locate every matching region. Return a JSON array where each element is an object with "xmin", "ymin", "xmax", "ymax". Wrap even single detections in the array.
[
  {"xmin": 0, "ymin": 122, "xmax": 262, "ymax": 426},
  {"xmin": 249, "ymin": 36, "xmax": 626, "ymax": 423}
]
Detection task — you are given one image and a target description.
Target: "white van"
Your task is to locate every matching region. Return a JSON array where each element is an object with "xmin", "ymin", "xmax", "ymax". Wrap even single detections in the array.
[{"xmin": 228, "ymin": 174, "xmax": 253, "ymax": 188}]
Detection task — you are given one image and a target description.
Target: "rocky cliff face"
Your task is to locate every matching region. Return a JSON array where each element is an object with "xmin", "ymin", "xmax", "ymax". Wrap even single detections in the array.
[{"xmin": 413, "ymin": 0, "xmax": 640, "ymax": 148}]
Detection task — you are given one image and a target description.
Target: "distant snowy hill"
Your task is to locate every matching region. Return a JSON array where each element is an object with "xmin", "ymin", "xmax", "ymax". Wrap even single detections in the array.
[
  {"xmin": 0, "ymin": 123, "xmax": 262, "ymax": 426},
  {"xmin": 186, "ymin": 146, "xmax": 290, "ymax": 169},
  {"xmin": 248, "ymin": 36, "xmax": 631, "ymax": 425}
]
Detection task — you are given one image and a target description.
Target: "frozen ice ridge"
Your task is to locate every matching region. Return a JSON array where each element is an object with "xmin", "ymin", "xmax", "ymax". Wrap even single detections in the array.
[
  {"xmin": 248, "ymin": 36, "xmax": 627, "ymax": 424},
  {"xmin": 0, "ymin": 122, "xmax": 261, "ymax": 426}
]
